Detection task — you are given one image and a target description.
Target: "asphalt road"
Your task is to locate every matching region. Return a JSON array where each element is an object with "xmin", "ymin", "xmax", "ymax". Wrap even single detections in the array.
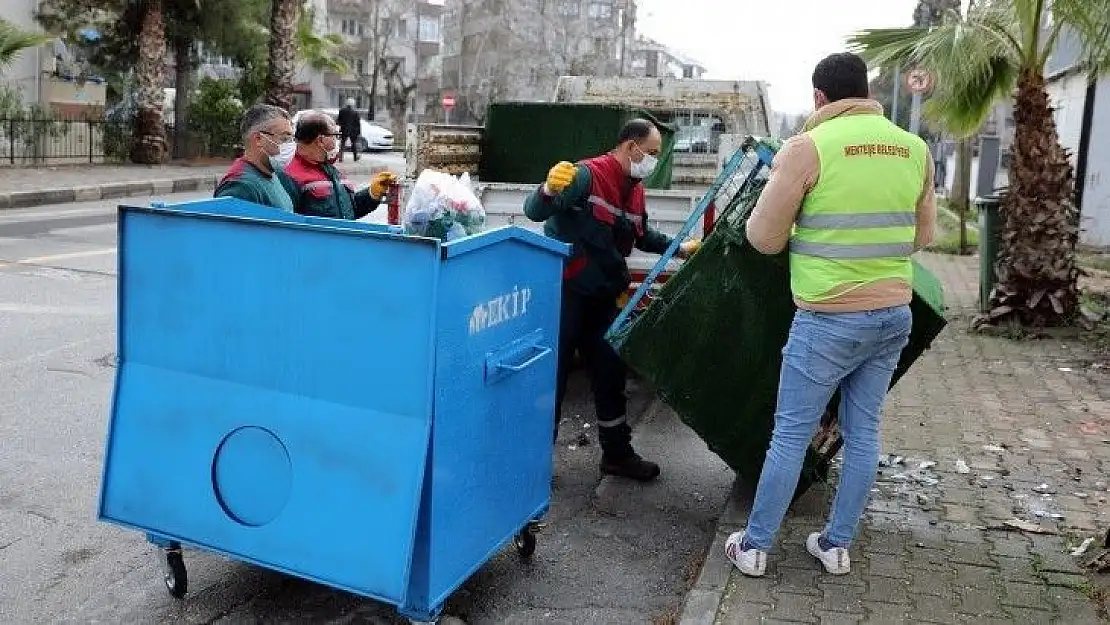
[{"xmin": 0, "ymin": 193, "xmax": 732, "ymax": 624}]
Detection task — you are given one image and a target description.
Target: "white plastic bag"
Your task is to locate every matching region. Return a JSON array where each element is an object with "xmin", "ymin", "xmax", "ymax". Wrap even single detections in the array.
[{"xmin": 402, "ymin": 169, "xmax": 486, "ymax": 241}]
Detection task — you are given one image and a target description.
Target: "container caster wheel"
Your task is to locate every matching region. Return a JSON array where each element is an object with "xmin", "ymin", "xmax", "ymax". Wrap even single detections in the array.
[
  {"xmin": 163, "ymin": 547, "xmax": 187, "ymax": 599},
  {"xmin": 513, "ymin": 527, "xmax": 537, "ymax": 558}
]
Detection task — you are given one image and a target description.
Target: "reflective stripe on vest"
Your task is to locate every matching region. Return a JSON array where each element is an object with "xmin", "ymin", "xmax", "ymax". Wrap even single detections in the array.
[
  {"xmin": 790, "ymin": 240, "xmax": 915, "ymax": 259},
  {"xmin": 789, "ymin": 113, "xmax": 927, "ymax": 303},
  {"xmin": 588, "ymin": 195, "xmax": 643, "ymax": 227},
  {"xmin": 795, "ymin": 211, "xmax": 916, "ymax": 230}
]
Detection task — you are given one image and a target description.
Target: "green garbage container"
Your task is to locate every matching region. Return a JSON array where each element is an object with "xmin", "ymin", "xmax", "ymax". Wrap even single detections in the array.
[
  {"xmin": 608, "ymin": 138, "xmax": 949, "ymax": 500},
  {"xmin": 976, "ymin": 192, "xmax": 1003, "ymax": 313}
]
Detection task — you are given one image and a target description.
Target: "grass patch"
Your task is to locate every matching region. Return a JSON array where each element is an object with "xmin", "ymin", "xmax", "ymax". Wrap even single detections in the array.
[
  {"xmin": 928, "ymin": 203, "xmax": 979, "ymax": 255},
  {"xmin": 1080, "ymin": 253, "xmax": 1110, "ymax": 273}
]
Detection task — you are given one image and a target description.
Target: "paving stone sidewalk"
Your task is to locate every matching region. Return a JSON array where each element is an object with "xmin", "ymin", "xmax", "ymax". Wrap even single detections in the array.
[
  {"xmin": 0, "ymin": 155, "xmax": 401, "ymax": 209},
  {"xmin": 682, "ymin": 252, "xmax": 1110, "ymax": 624}
]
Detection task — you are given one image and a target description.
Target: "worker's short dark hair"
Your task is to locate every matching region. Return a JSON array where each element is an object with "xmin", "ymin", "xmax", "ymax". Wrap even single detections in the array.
[
  {"xmin": 617, "ymin": 118, "xmax": 656, "ymax": 145},
  {"xmin": 294, "ymin": 112, "xmax": 333, "ymax": 143},
  {"xmin": 812, "ymin": 52, "xmax": 870, "ymax": 102}
]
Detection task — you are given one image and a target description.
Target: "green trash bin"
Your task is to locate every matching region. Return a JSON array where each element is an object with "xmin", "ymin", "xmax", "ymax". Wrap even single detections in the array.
[
  {"xmin": 608, "ymin": 138, "xmax": 949, "ymax": 500},
  {"xmin": 976, "ymin": 192, "xmax": 1003, "ymax": 313}
]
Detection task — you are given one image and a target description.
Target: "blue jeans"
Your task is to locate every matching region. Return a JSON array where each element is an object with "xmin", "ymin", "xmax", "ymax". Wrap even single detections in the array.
[{"xmin": 744, "ymin": 305, "xmax": 912, "ymax": 550}]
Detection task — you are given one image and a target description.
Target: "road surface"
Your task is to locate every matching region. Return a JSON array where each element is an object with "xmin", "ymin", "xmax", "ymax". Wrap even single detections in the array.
[{"xmin": 0, "ymin": 192, "xmax": 731, "ymax": 624}]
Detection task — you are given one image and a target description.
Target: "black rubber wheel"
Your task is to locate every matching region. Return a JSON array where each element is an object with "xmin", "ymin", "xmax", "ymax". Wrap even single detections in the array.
[
  {"xmin": 164, "ymin": 549, "xmax": 187, "ymax": 599},
  {"xmin": 513, "ymin": 529, "xmax": 537, "ymax": 558}
]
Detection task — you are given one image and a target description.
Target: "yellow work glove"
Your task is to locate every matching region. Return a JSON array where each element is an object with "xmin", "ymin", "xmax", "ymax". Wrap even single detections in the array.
[
  {"xmin": 678, "ymin": 239, "xmax": 702, "ymax": 259},
  {"xmin": 369, "ymin": 171, "xmax": 398, "ymax": 199},
  {"xmin": 544, "ymin": 161, "xmax": 576, "ymax": 195}
]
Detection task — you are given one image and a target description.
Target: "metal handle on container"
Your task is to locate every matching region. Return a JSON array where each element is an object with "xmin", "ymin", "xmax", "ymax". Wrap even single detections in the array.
[
  {"xmin": 496, "ymin": 346, "xmax": 551, "ymax": 373},
  {"xmin": 485, "ymin": 330, "xmax": 551, "ymax": 384}
]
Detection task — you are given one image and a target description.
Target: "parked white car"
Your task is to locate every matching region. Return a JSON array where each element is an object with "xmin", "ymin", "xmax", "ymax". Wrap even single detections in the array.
[{"xmin": 291, "ymin": 109, "xmax": 394, "ymax": 152}]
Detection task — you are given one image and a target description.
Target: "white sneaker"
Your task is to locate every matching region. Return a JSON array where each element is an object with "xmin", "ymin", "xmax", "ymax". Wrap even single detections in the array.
[
  {"xmin": 806, "ymin": 532, "xmax": 851, "ymax": 575},
  {"xmin": 724, "ymin": 531, "xmax": 767, "ymax": 577}
]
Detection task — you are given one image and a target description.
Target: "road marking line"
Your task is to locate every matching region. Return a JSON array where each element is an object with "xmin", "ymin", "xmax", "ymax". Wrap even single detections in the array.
[{"xmin": 0, "ymin": 247, "xmax": 117, "ymax": 269}]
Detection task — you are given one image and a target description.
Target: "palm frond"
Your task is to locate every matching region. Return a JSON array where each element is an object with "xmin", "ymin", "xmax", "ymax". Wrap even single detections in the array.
[
  {"xmin": 0, "ymin": 18, "xmax": 50, "ymax": 70},
  {"xmin": 848, "ymin": 6, "xmax": 1024, "ymax": 138}
]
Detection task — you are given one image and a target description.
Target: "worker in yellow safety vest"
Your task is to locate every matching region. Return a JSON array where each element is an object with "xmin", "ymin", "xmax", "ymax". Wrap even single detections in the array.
[{"xmin": 723, "ymin": 52, "xmax": 938, "ymax": 579}]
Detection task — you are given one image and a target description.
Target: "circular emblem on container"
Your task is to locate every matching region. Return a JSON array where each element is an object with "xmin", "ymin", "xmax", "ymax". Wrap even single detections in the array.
[{"xmin": 211, "ymin": 426, "xmax": 292, "ymax": 527}]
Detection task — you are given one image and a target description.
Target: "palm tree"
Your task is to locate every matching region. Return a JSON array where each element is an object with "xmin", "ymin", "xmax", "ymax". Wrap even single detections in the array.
[
  {"xmin": 849, "ymin": 0, "xmax": 1110, "ymax": 328},
  {"xmin": 295, "ymin": 6, "xmax": 348, "ymax": 76},
  {"xmin": 0, "ymin": 18, "xmax": 50, "ymax": 72},
  {"xmin": 132, "ymin": 0, "xmax": 168, "ymax": 164},
  {"xmin": 264, "ymin": 0, "xmax": 300, "ymax": 110}
]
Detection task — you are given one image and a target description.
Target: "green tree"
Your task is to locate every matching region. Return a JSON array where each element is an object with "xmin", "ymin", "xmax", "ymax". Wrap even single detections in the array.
[
  {"xmin": 0, "ymin": 18, "xmax": 50, "ymax": 70},
  {"xmin": 848, "ymin": 0, "xmax": 1110, "ymax": 328}
]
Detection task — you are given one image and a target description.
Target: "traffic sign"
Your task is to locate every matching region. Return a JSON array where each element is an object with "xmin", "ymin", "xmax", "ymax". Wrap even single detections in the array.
[
  {"xmin": 905, "ymin": 68, "xmax": 933, "ymax": 94},
  {"xmin": 441, "ymin": 93, "xmax": 456, "ymax": 109}
]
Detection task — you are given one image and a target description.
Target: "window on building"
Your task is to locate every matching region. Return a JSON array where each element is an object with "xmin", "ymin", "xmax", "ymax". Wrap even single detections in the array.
[
  {"xmin": 385, "ymin": 56, "xmax": 406, "ymax": 77},
  {"xmin": 418, "ymin": 16, "xmax": 440, "ymax": 42},
  {"xmin": 587, "ymin": 2, "xmax": 612, "ymax": 19},
  {"xmin": 557, "ymin": 0, "xmax": 580, "ymax": 16},
  {"xmin": 398, "ymin": 18, "xmax": 408, "ymax": 37}
]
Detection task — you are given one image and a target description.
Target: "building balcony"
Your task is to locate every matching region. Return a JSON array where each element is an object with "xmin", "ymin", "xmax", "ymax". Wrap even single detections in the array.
[
  {"xmin": 416, "ymin": 75, "xmax": 440, "ymax": 94},
  {"xmin": 417, "ymin": 40, "xmax": 440, "ymax": 56},
  {"xmin": 417, "ymin": 0, "xmax": 445, "ymax": 17},
  {"xmin": 323, "ymin": 70, "xmax": 365, "ymax": 88}
]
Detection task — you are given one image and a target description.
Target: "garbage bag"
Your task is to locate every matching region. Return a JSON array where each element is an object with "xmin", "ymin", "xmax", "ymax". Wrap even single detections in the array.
[{"xmin": 403, "ymin": 169, "xmax": 487, "ymax": 241}]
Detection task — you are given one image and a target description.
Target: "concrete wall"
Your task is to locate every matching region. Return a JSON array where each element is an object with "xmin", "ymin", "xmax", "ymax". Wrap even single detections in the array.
[
  {"xmin": 1046, "ymin": 72, "xmax": 1087, "ymax": 168},
  {"xmin": 1078, "ymin": 78, "xmax": 1110, "ymax": 248}
]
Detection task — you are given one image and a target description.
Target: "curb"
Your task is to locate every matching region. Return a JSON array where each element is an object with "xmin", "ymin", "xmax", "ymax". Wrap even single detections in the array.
[
  {"xmin": 0, "ymin": 163, "xmax": 393, "ymax": 212},
  {"xmin": 677, "ymin": 478, "xmax": 748, "ymax": 625},
  {"xmin": 0, "ymin": 174, "xmax": 222, "ymax": 211}
]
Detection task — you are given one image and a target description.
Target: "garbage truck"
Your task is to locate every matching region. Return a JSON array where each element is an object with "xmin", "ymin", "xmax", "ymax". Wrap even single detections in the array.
[{"xmin": 397, "ymin": 76, "xmax": 775, "ymax": 304}]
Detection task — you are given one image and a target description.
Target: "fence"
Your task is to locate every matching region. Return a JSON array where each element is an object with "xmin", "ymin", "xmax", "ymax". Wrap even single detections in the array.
[{"xmin": 0, "ymin": 117, "xmax": 237, "ymax": 166}]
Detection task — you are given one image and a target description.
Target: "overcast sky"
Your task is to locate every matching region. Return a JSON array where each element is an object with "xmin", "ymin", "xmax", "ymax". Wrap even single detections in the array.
[{"xmin": 636, "ymin": 0, "xmax": 920, "ymax": 114}]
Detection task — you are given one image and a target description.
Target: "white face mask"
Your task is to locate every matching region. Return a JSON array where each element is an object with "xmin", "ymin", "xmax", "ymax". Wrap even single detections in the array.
[
  {"xmin": 630, "ymin": 151, "xmax": 658, "ymax": 179},
  {"xmin": 268, "ymin": 140, "xmax": 296, "ymax": 170},
  {"xmin": 325, "ymin": 141, "xmax": 341, "ymax": 163}
]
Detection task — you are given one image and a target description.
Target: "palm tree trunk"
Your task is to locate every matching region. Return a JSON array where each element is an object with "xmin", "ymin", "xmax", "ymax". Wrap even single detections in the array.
[
  {"xmin": 264, "ymin": 0, "xmax": 299, "ymax": 110},
  {"xmin": 172, "ymin": 35, "xmax": 193, "ymax": 160},
  {"xmin": 953, "ymin": 138, "xmax": 973, "ymax": 254},
  {"xmin": 131, "ymin": 0, "xmax": 168, "ymax": 164},
  {"xmin": 988, "ymin": 70, "xmax": 1081, "ymax": 326}
]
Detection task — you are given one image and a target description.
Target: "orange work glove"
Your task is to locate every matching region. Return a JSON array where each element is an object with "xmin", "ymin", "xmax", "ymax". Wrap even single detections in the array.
[{"xmin": 369, "ymin": 171, "xmax": 398, "ymax": 199}]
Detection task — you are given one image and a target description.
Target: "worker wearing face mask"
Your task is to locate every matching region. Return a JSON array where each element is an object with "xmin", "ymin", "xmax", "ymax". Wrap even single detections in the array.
[
  {"xmin": 524, "ymin": 118, "xmax": 701, "ymax": 483},
  {"xmin": 215, "ymin": 103, "xmax": 297, "ymax": 211},
  {"xmin": 284, "ymin": 111, "xmax": 397, "ymax": 220}
]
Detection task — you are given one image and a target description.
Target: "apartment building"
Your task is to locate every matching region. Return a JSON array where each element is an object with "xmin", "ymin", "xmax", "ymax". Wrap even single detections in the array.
[
  {"xmin": 322, "ymin": 0, "xmax": 444, "ymax": 123},
  {"xmin": 627, "ymin": 36, "xmax": 706, "ymax": 80},
  {"xmin": 441, "ymin": 0, "xmax": 637, "ymax": 122}
]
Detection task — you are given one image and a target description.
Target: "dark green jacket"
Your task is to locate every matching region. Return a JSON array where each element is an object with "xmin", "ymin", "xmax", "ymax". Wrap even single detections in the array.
[
  {"xmin": 284, "ymin": 154, "xmax": 381, "ymax": 220},
  {"xmin": 524, "ymin": 163, "xmax": 672, "ymax": 299},
  {"xmin": 214, "ymin": 157, "xmax": 297, "ymax": 212}
]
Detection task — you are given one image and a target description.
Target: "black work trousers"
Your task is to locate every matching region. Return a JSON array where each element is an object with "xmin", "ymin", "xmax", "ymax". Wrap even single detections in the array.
[{"xmin": 555, "ymin": 288, "xmax": 634, "ymax": 458}]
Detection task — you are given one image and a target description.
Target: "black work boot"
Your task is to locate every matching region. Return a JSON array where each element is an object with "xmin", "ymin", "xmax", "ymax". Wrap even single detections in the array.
[
  {"xmin": 598, "ymin": 421, "xmax": 660, "ymax": 482},
  {"xmin": 600, "ymin": 452, "xmax": 661, "ymax": 482}
]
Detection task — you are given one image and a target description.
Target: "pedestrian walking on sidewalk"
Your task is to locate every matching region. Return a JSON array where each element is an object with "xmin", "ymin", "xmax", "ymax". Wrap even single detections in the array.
[
  {"xmin": 523, "ymin": 118, "xmax": 701, "ymax": 482},
  {"xmin": 214, "ymin": 104, "xmax": 297, "ymax": 212},
  {"xmin": 724, "ymin": 52, "xmax": 937, "ymax": 577},
  {"xmin": 284, "ymin": 111, "xmax": 396, "ymax": 220},
  {"xmin": 337, "ymin": 99, "xmax": 361, "ymax": 162}
]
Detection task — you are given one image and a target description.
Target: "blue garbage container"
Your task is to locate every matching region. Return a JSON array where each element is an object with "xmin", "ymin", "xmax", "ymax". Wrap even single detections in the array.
[{"xmin": 97, "ymin": 197, "xmax": 570, "ymax": 623}]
